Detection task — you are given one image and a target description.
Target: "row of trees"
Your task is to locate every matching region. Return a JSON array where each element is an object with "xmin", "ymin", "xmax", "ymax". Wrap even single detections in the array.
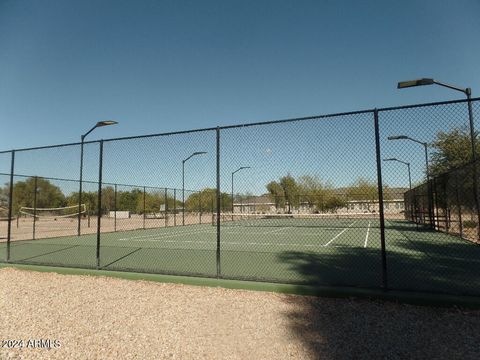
[
  {"xmin": 2, "ymin": 178, "xmax": 233, "ymax": 215},
  {"xmin": 266, "ymin": 175, "xmax": 395, "ymax": 213}
]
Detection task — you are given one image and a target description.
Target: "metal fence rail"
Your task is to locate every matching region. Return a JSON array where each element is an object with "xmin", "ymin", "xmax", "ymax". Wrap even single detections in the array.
[{"xmin": 1, "ymin": 97, "xmax": 479, "ymax": 297}]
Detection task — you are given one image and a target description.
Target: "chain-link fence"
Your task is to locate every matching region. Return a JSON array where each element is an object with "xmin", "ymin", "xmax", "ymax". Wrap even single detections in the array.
[{"xmin": 1, "ymin": 98, "xmax": 479, "ymax": 296}]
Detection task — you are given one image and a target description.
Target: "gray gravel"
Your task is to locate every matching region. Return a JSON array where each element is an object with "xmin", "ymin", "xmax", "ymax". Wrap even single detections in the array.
[{"xmin": 1, "ymin": 268, "xmax": 479, "ymax": 360}]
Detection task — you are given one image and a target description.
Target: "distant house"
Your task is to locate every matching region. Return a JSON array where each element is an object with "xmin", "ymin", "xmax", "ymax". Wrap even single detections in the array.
[{"xmin": 233, "ymin": 188, "xmax": 407, "ymax": 215}]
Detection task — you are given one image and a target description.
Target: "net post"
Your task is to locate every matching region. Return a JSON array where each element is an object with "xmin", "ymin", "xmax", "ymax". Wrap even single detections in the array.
[
  {"xmin": 143, "ymin": 186, "xmax": 146, "ymax": 230},
  {"xmin": 33, "ymin": 176, "xmax": 38, "ymax": 240},
  {"xmin": 374, "ymin": 109, "xmax": 388, "ymax": 290},
  {"xmin": 6, "ymin": 150, "xmax": 15, "ymax": 262},
  {"xmin": 96, "ymin": 140, "xmax": 104, "ymax": 269},
  {"xmin": 216, "ymin": 127, "xmax": 221, "ymax": 278},
  {"xmin": 114, "ymin": 184, "xmax": 117, "ymax": 232}
]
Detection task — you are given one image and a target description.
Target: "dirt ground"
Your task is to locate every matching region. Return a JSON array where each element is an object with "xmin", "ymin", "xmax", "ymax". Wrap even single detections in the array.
[{"xmin": 0, "ymin": 268, "xmax": 479, "ymax": 360}]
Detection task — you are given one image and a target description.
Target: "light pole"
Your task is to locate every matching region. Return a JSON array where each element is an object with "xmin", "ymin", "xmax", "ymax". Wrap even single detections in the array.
[
  {"xmin": 398, "ymin": 78, "xmax": 478, "ymax": 236},
  {"xmin": 397, "ymin": 78, "xmax": 476, "ymax": 162},
  {"xmin": 78, "ymin": 120, "xmax": 118, "ymax": 236},
  {"xmin": 383, "ymin": 158, "xmax": 412, "ymax": 190},
  {"xmin": 387, "ymin": 135, "xmax": 432, "ymax": 227},
  {"xmin": 231, "ymin": 167, "xmax": 251, "ymax": 215},
  {"xmin": 182, "ymin": 152, "xmax": 207, "ymax": 226}
]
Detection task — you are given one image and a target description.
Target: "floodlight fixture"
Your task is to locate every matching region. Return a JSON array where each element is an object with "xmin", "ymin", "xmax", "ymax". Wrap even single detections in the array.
[{"xmin": 397, "ymin": 78, "xmax": 434, "ymax": 89}]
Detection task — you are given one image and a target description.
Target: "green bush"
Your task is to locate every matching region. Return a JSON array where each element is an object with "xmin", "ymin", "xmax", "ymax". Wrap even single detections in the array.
[{"xmin": 463, "ymin": 220, "xmax": 477, "ymax": 229}]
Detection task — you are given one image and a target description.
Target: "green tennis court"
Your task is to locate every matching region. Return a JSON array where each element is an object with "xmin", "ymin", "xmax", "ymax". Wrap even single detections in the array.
[{"xmin": 2, "ymin": 216, "xmax": 480, "ymax": 295}]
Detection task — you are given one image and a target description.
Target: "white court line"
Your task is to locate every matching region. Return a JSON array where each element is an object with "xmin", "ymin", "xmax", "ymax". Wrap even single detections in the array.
[
  {"xmin": 264, "ymin": 227, "xmax": 292, "ymax": 234},
  {"xmin": 323, "ymin": 221, "xmax": 357, "ymax": 247},
  {"xmin": 127, "ymin": 238, "xmax": 323, "ymax": 247},
  {"xmin": 118, "ymin": 229, "xmax": 214, "ymax": 241},
  {"xmin": 364, "ymin": 221, "xmax": 371, "ymax": 248}
]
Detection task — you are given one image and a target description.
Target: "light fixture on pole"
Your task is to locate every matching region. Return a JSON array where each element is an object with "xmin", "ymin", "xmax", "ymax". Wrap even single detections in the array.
[
  {"xmin": 397, "ymin": 78, "xmax": 479, "ymax": 236},
  {"xmin": 182, "ymin": 152, "xmax": 207, "ymax": 226},
  {"xmin": 383, "ymin": 158, "xmax": 412, "ymax": 190},
  {"xmin": 387, "ymin": 135, "xmax": 432, "ymax": 227},
  {"xmin": 78, "ymin": 120, "xmax": 118, "ymax": 236}
]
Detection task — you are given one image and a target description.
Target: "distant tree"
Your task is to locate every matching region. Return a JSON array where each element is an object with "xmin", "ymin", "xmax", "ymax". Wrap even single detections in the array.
[
  {"xmin": 102, "ymin": 186, "xmax": 116, "ymax": 212},
  {"xmin": 297, "ymin": 175, "xmax": 339, "ymax": 212},
  {"xmin": 430, "ymin": 126, "xmax": 480, "ymax": 176},
  {"xmin": 279, "ymin": 175, "xmax": 299, "ymax": 212},
  {"xmin": 185, "ymin": 188, "xmax": 232, "ymax": 212},
  {"xmin": 323, "ymin": 195, "xmax": 346, "ymax": 213},
  {"xmin": 297, "ymin": 175, "xmax": 324, "ymax": 207},
  {"xmin": 266, "ymin": 181, "xmax": 285, "ymax": 210},
  {"xmin": 12, "ymin": 177, "xmax": 66, "ymax": 214},
  {"xmin": 118, "ymin": 189, "xmax": 142, "ymax": 213}
]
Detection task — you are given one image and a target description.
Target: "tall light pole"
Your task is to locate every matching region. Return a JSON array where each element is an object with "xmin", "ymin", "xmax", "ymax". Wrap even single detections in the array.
[
  {"xmin": 231, "ymin": 167, "xmax": 251, "ymax": 215},
  {"xmin": 78, "ymin": 120, "xmax": 118, "ymax": 236},
  {"xmin": 397, "ymin": 78, "xmax": 475, "ymax": 162},
  {"xmin": 383, "ymin": 158, "xmax": 412, "ymax": 190},
  {"xmin": 182, "ymin": 151, "xmax": 207, "ymax": 226},
  {"xmin": 387, "ymin": 135, "xmax": 432, "ymax": 227},
  {"xmin": 398, "ymin": 78, "xmax": 478, "ymax": 236}
]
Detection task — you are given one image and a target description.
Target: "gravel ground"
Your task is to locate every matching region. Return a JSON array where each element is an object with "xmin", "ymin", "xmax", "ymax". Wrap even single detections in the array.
[{"xmin": 1, "ymin": 269, "xmax": 480, "ymax": 360}]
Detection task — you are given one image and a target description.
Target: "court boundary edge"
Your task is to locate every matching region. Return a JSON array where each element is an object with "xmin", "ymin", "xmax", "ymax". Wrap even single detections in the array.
[{"xmin": 1, "ymin": 262, "xmax": 480, "ymax": 309}]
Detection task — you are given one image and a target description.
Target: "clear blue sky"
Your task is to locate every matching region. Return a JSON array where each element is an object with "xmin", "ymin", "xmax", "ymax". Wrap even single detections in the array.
[{"xmin": 1, "ymin": 0, "xmax": 479, "ymax": 195}]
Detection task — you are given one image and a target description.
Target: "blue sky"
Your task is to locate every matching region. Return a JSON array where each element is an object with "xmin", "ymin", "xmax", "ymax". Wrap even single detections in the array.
[{"xmin": 1, "ymin": 0, "xmax": 479, "ymax": 195}]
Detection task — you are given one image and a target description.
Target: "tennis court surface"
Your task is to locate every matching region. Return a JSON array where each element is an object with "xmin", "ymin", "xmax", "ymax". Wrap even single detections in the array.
[{"xmin": 2, "ymin": 214, "xmax": 480, "ymax": 296}]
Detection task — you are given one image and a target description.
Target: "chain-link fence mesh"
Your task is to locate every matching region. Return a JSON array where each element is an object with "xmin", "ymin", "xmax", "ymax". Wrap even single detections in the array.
[
  {"xmin": 218, "ymin": 113, "xmax": 383, "ymax": 287},
  {"xmin": 380, "ymin": 99, "xmax": 480, "ymax": 295},
  {"xmin": 1, "ymin": 98, "xmax": 480, "ymax": 296}
]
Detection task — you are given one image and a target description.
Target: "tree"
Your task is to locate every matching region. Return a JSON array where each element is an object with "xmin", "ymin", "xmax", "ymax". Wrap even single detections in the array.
[
  {"xmin": 11, "ymin": 177, "xmax": 66, "ymax": 214},
  {"xmin": 279, "ymin": 175, "xmax": 299, "ymax": 212},
  {"xmin": 297, "ymin": 175, "xmax": 324, "ymax": 207},
  {"xmin": 185, "ymin": 188, "xmax": 232, "ymax": 212},
  {"xmin": 430, "ymin": 126, "xmax": 480, "ymax": 176},
  {"xmin": 323, "ymin": 195, "xmax": 346, "ymax": 213},
  {"xmin": 346, "ymin": 178, "xmax": 377, "ymax": 201},
  {"xmin": 297, "ymin": 175, "xmax": 338, "ymax": 212},
  {"xmin": 266, "ymin": 181, "xmax": 285, "ymax": 210}
]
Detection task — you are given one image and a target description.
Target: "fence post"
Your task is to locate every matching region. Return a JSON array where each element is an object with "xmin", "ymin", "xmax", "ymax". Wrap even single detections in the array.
[
  {"xmin": 432, "ymin": 177, "xmax": 439, "ymax": 230},
  {"xmin": 455, "ymin": 171, "xmax": 463, "ymax": 238},
  {"xmin": 466, "ymin": 96, "xmax": 480, "ymax": 239},
  {"xmin": 164, "ymin": 188, "xmax": 168, "ymax": 227},
  {"xmin": 216, "ymin": 127, "xmax": 221, "ymax": 278},
  {"xmin": 32, "ymin": 176, "xmax": 38, "ymax": 240},
  {"xmin": 173, "ymin": 189, "xmax": 177, "ymax": 226},
  {"xmin": 374, "ymin": 109, "xmax": 388, "ymax": 290},
  {"xmin": 413, "ymin": 188, "xmax": 419, "ymax": 230},
  {"xmin": 6, "ymin": 150, "xmax": 15, "ymax": 262},
  {"xmin": 143, "ymin": 186, "xmax": 146, "ymax": 229},
  {"xmin": 114, "ymin": 184, "xmax": 117, "ymax": 232},
  {"xmin": 96, "ymin": 140, "xmax": 104, "ymax": 269}
]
